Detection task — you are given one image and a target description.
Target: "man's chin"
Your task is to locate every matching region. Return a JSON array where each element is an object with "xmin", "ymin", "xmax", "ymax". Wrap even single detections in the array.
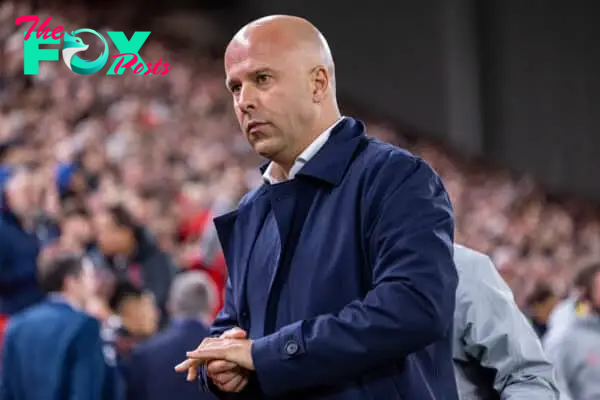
[{"xmin": 252, "ymin": 142, "xmax": 279, "ymax": 160}]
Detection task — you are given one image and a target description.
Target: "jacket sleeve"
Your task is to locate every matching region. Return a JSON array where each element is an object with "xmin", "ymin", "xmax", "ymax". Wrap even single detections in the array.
[
  {"xmin": 251, "ymin": 157, "xmax": 458, "ymax": 396},
  {"xmin": 68, "ymin": 317, "xmax": 105, "ymax": 400},
  {"xmin": 457, "ymin": 253, "xmax": 560, "ymax": 399}
]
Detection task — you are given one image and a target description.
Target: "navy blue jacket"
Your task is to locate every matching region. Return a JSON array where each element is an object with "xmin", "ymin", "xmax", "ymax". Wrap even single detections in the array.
[
  {"xmin": 0, "ymin": 204, "xmax": 44, "ymax": 315},
  {"xmin": 199, "ymin": 117, "xmax": 459, "ymax": 399},
  {"xmin": 0, "ymin": 299, "xmax": 105, "ymax": 400},
  {"xmin": 127, "ymin": 318, "xmax": 215, "ymax": 400}
]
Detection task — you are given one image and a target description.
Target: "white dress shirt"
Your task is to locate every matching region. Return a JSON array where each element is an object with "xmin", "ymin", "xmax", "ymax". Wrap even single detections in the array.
[{"xmin": 262, "ymin": 118, "xmax": 343, "ymax": 185}]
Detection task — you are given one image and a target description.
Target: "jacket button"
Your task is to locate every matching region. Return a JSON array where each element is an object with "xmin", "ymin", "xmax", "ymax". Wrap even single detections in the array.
[{"xmin": 284, "ymin": 341, "xmax": 299, "ymax": 355}]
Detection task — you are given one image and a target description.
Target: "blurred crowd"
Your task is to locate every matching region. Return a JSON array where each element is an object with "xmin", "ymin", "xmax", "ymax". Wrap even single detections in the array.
[{"xmin": 2, "ymin": 1, "xmax": 600, "ymax": 398}]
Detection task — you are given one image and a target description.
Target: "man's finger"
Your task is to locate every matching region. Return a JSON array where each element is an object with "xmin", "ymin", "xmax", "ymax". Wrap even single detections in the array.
[
  {"xmin": 187, "ymin": 365, "xmax": 198, "ymax": 382},
  {"xmin": 187, "ymin": 349, "xmax": 226, "ymax": 362},
  {"xmin": 207, "ymin": 359, "xmax": 237, "ymax": 375},
  {"xmin": 216, "ymin": 374, "xmax": 245, "ymax": 392},
  {"xmin": 232, "ymin": 377, "xmax": 249, "ymax": 392},
  {"xmin": 198, "ymin": 337, "xmax": 219, "ymax": 348},
  {"xmin": 221, "ymin": 327, "xmax": 247, "ymax": 339},
  {"xmin": 187, "ymin": 344, "xmax": 231, "ymax": 361},
  {"xmin": 175, "ymin": 358, "xmax": 199, "ymax": 372},
  {"xmin": 212, "ymin": 371, "xmax": 238, "ymax": 385}
]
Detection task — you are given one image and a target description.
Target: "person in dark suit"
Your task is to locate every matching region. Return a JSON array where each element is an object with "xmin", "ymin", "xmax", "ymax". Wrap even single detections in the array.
[
  {"xmin": 0, "ymin": 168, "xmax": 44, "ymax": 322},
  {"xmin": 127, "ymin": 271, "xmax": 217, "ymax": 400},
  {"xmin": 175, "ymin": 15, "xmax": 459, "ymax": 400},
  {"xmin": 0, "ymin": 252, "xmax": 105, "ymax": 400}
]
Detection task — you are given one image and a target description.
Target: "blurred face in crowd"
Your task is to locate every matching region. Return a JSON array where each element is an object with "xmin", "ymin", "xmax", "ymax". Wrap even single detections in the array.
[
  {"xmin": 531, "ymin": 294, "xmax": 559, "ymax": 324},
  {"xmin": 119, "ymin": 292, "xmax": 159, "ymax": 336},
  {"xmin": 82, "ymin": 148, "xmax": 106, "ymax": 174},
  {"xmin": 93, "ymin": 211, "xmax": 133, "ymax": 256},
  {"xmin": 5, "ymin": 170, "xmax": 39, "ymax": 219},
  {"xmin": 62, "ymin": 213, "xmax": 93, "ymax": 244},
  {"xmin": 65, "ymin": 258, "xmax": 96, "ymax": 308},
  {"xmin": 224, "ymin": 16, "xmax": 333, "ymax": 169},
  {"xmin": 69, "ymin": 171, "xmax": 87, "ymax": 194}
]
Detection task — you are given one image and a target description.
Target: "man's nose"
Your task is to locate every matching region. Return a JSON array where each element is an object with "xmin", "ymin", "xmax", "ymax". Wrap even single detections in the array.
[{"xmin": 237, "ymin": 85, "xmax": 257, "ymax": 113}]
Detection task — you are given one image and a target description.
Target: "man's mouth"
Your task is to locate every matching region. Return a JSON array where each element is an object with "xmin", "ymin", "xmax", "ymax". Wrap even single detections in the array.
[{"xmin": 246, "ymin": 121, "xmax": 267, "ymax": 134}]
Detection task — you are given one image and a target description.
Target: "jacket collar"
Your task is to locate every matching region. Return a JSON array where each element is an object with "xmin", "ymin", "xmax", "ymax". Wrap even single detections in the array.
[{"xmin": 258, "ymin": 117, "xmax": 366, "ymax": 187}]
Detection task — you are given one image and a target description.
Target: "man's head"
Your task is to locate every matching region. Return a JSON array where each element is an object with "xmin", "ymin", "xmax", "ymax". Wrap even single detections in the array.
[
  {"xmin": 167, "ymin": 271, "xmax": 217, "ymax": 322},
  {"xmin": 525, "ymin": 282, "xmax": 558, "ymax": 324},
  {"xmin": 38, "ymin": 252, "xmax": 96, "ymax": 308},
  {"xmin": 61, "ymin": 207, "xmax": 93, "ymax": 249},
  {"xmin": 93, "ymin": 204, "xmax": 137, "ymax": 256},
  {"xmin": 4, "ymin": 167, "xmax": 40, "ymax": 221},
  {"xmin": 224, "ymin": 15, "xmax": 340, "ymax": 169},
  {"xmin": 109, "ymin": 280, "xmax": 159, "ymax": 336}
]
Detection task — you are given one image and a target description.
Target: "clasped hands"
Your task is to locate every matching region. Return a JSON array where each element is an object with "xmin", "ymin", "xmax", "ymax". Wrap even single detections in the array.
[{"xmin": 175, "ymin": 327, "xmax": 254, "ymax": 393}]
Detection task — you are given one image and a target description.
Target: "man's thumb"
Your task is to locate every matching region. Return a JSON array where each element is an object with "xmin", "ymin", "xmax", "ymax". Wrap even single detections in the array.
[{"xmin": 221, "ymin": 327, "xmax": 247, "ymax": 339}]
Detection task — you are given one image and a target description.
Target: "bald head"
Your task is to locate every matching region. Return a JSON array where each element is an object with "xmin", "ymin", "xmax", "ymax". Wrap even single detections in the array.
[
  {"xmin": 224, "ymin": 15, "xmax": 340, "ymax": 169},
  {"xmin": 227, "ymin": 15, "xmax": 335, "ymax": 89}
]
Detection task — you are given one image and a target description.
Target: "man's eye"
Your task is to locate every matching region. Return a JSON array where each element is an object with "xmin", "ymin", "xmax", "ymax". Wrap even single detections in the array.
[
  {"xmin": 256, "ymin": 74, "xmax": 270, "ymax": 84},
  {"xmin": 230, "ymin": 84, "xmax": 241, "ymax": 94}
]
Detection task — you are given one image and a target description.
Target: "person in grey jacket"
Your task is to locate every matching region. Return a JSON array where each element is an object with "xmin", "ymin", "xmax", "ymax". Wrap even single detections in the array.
[
  {"xmin": 452, "ymin": 244, "xmax": 559, "ymax": 399},
  {"xmin": 553, "ymin": 261, "xmax": 600, "ymax": 400}
]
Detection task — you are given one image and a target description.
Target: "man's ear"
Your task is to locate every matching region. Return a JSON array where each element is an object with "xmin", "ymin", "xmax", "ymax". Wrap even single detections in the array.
[{"xmin": 311, "ymin": 65, "xmax": 329, "ymax": 103}]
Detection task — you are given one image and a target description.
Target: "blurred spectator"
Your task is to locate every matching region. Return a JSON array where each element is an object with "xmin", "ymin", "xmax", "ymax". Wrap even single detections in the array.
[
  {"xmin": 543, "ymin": 263, "xmax": 594, "ymax": 359},
  {"xmin": 59, "ymin": 207, "xmax": 94, "ymax": 253},
  {"xmin": 101, "ymin": 280, "xmax": 159, "ymax": 400},
  {"xmin": 0, "ymin": 168, "xmax": 44, "ymax": 326},
  {"xmin": 553, "ymin": 262, "xmax": 600, "ymax": 400},
  {"xmin": 107, "ymin": 280, "xmax": 159, "ymax": 359},
  {"xmin": 524, "ymin": 282, "xmax": 559, "ymax": 338},
  {"xmin": 127, "ymin": 271, "xmax": 217, "ymax": 400},
  {"xmin": 0, "ymin": 252, "xmax": 105, "ymax": 400},
  {"xmin": 94, "ymin": 204, "xmax": 176, "ymax": 325}
]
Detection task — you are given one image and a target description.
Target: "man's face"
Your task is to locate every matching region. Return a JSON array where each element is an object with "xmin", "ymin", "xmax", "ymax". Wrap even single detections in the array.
[
  {"xmin": 225, "ymin": 39, "xmax": 315, "ymax": 161},
  {"xmin": 68, "ymin": 259, "xmax": 97, "ymax": 307},
  {"xmin": 8, "ymin": 173, "xmax": 40, "ymax": 218},
  {"xmin": 93, "ymin": 212, "xmax": 126, "ymax": 255},
  {"xmin": 63, "ymin": 215, "xmax": 92, "ymax": 243},
  {"xmin": 120, "ymin": 293, "xmax": 159, "ymax": 336}
]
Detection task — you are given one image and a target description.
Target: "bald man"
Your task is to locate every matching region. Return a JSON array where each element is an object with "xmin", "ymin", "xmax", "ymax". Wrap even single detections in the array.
[{"xmin": 176, "ymin": 15, "xmax": 459, "ymax": 400}]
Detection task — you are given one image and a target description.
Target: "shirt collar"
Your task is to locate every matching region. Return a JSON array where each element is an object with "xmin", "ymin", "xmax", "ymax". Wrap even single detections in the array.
[
  {"xmin": 263, "ymin": 117, "xmax": 343, "ymax": 185},
  {"xmin": 48, "ymin": 292, "xmax": 81, "ymax": 311}
]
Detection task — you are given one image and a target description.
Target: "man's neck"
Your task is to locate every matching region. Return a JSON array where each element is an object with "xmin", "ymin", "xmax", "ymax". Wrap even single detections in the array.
[
  {"xmin": 50, "ymin": 291, "xmax": 83, "ymax": 310},
  {"xmin": 275, "ymin": 114, "xmax": 342, "ymax": 176}
]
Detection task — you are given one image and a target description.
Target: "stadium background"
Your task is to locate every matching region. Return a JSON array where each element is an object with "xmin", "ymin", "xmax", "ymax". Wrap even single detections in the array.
[{"xmin": 1, "ymin": 0, "xmax": 599, "ymax": 396}]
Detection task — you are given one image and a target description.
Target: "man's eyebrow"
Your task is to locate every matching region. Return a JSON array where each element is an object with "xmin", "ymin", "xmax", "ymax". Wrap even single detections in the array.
[{"xmin": 225, "ymin": 68, "xmax": 276, "ymax": 88}]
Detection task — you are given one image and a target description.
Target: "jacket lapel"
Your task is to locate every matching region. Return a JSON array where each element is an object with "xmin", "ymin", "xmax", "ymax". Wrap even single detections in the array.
[
  {"xmin": 267, "ymin": 183, "xmax": 296, "ymax": 296},
  {"xmin": 213, "ymin": 187, "xmax": 270, "ymax": 325},
  {"xmin": 264, "ymin": 118, "xmax": 368, "ymax": 302}
]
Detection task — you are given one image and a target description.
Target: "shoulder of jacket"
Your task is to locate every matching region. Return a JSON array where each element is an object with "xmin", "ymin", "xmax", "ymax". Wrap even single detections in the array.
[
  {"xmin": 362, "ymin": 138, "xmax": 420, "ymax": 169},
  {"xmin": 453, "ymin": 244, "xmax": 493, "ymax": 275}
]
